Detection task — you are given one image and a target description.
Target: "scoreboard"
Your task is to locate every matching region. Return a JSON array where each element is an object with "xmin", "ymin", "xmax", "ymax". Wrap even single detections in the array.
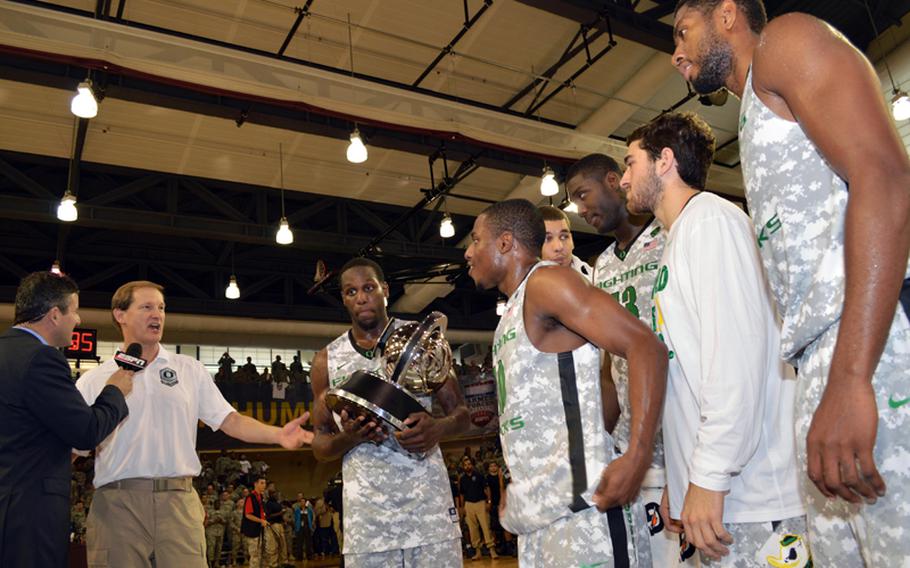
[{"xmin": 65, "ymin": 328, "xmax": 97, "ymax": 360}]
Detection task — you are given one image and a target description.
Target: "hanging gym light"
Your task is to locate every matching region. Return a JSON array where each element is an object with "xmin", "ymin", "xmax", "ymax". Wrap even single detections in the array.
[
  {"xmin": 225, "ymin": 275, "xmax": 240, "ymax": 299},
  {"xmin": 276, "ymin": 143, "xmax": 294, "ymax": 245},
  {"xmin": 57, "ymin": 191, "xmax": 78, "ymax": 222},
  {"xmin": 439, "ymin": 213, "xmax": 455, "ymax": 238},
  {"xmin": 347, "ymin": 128, "xmax": 368, "ymax": 163},
  {"xmin": 70, "ymin": 80, "xmax": 98, "ymax": 119},
  {"xmin": 540, "ymin": 166, "xmax": 559, "ymax": 197}
]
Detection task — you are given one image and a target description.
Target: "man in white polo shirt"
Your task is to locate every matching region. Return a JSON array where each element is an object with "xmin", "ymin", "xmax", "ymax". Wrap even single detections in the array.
[{"xmin": 76, "ymin": 280, "xmax": 313, "ymax": 568}]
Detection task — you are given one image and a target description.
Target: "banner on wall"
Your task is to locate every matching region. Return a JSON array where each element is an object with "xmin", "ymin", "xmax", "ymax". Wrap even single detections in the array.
[{"xmin": 457, "ymin": 365, "xmax": 499, "ymax": 435}]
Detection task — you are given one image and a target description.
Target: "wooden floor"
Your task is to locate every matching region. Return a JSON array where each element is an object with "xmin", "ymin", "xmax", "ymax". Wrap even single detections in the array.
[{"xmin": 283, "ymin": 554, "xmax": 519, "ymax": 567}]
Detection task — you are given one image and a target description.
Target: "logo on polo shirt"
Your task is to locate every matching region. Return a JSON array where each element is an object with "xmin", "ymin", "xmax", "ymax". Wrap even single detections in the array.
[{"xmin": 160, "ymin": 367, "xmax": 178, "ymax": 386}]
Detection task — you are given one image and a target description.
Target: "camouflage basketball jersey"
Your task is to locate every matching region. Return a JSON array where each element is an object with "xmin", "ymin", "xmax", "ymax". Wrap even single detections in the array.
[
  {"xmin": 326, "ymin": 322, "xmax": 460, "ymax": 554},
  {"xmin": 739, "ymin": 67, "xmax": 910, "ymax": 361},
  {"xmin": 493, "ymin": 262, "xmax": 615, "ymax": 535},
  {"xmin": 594, "ymin": 219, "xmax": 665, "ymax": 466}
]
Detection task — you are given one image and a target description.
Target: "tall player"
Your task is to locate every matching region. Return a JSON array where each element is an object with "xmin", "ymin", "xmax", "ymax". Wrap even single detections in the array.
[
  {"xmin": 310, "ymin": 258, "xmax": 468, "ymax": 567},
  {"xmin": 671, "ymin": 1, "xmax": 910, "ymax": 564},
  {"xmin": 567, "ymin": 153, "xmax": 681, "ymax": 564},
  {"xmin": 465, "ymin": 199, "xmax": 668, "ymax": 567}
]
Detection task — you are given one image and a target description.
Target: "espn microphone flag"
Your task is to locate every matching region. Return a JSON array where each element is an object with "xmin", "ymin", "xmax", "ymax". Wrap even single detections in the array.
[{"xmin": 114, "ymin": 342, "xmax": 147, "ymax": 372}]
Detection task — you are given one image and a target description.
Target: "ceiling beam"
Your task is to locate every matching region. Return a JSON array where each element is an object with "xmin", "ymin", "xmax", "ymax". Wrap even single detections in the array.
[
  {"xmin": 515, "ymin": 0, "xmax": 675, "ymax": 54},
  {"xmin": 413, "ymin": 0, "xmax": 494, "ymax": 87}
]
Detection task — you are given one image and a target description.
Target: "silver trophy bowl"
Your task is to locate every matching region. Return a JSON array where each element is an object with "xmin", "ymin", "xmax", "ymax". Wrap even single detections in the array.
[{"xmin": 324, "ymin": 311, "xmax": 453, "ymax": 459}]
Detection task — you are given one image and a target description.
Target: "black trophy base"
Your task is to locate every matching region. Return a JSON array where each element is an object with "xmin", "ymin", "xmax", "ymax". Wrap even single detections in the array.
[{"xmin": 324, "ymin": 370, "xmax": 429, "ymax": 459}]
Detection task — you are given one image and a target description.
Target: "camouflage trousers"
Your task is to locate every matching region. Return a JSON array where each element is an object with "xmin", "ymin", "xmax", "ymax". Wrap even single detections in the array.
[
  {"xmin": 517, "ymin": 505, "xmax": 636, "ymax": 568},
  {"xmin": 205, "ymin": 531, "xmax": 224, "ymax": 566},
  {"xmin": 700, "ymin": 516, "xmax": 809, "ymax": 567},
  {"xmin": 795, "ymin": 303, "xmax": 910, "ymax": 567},
  {"xmin": 344, "ymin": 537, "xmax": 462, "ymax": 568}
]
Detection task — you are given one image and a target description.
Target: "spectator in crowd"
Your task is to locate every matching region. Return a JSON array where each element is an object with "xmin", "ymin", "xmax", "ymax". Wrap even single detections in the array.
[
  {"xmin": 217, "ymin": 352, "xmax": 234, "ymax": 382},
  {"xmin": 292, "ymin": 493, "xmax": 313, "ymax": 561},
  {"xmin": 241, "ymin": 357, "xmax": 258, "ymax": 377},
  {"xmin": 459, "ymin": 456, "xmax": 497, "ymax": 560},
  {"xmin": 231, "ymin": 498, "xmax": 246, "ymax": 567},
  {"xmin": 271, "ymin": 356, "xmax": 288, "ymax": 385},
  {"xmin": 314, "ymin": 498, "xmax": 337, "ymax": 558},
  {"xmin": 204, "ymin": 494, "xmax": 229, "ymax": 568},
  {"xmin": 71, "ymin": 499, "xmax": 87, "ymax": 544},
  {"xmin": 289, "ymin": 356, "xmax": 305, "ymax": 383},
  {"xmin": 241, "ymin": 477, "xmax": 269, "ymax": 568},
  {"xmin": 264, "ymin": 489, "xmax": 290, "ymax": 568}
]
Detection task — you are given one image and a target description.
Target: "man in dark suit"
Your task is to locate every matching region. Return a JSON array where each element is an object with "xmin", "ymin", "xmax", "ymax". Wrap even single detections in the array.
[{"xmin": 0, "ymin": 271, "xmax": 133, "ymax": 567}]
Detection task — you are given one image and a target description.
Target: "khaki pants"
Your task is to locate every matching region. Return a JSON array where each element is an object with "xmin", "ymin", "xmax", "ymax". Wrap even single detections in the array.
[
  {"xmin": 264, "ymin": 523, "xmax": 287, "ymax": 567},
  {"xmin": 464, "ymin": 500, "xmax": 495, "ymax": 552},
  {"xmin": 244, "ymin": 535, "xmax": 265, "ymax": 568},
  {"xmin": 86, "ymin": 478, "xmax": 206, "ymax": 568}
]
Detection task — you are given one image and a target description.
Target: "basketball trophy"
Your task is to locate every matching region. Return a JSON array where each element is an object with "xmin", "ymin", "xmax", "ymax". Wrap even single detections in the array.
[{"xmin": 324, "ymin": 311, "xmax": 454, "ymax": 459}]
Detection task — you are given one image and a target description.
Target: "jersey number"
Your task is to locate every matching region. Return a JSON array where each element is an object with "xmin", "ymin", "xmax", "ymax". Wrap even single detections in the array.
[
  {"xmin": 611, "ymin": 286, "xmax": 639, "ymax": 318},
  {"xmin": 495, "ymin": 360, "xmax": 506, "ymax": 415}
]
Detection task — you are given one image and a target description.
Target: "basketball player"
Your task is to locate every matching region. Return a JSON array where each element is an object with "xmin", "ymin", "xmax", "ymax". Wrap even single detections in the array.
[
  {"xmin": 622, "ymin": 111, "xmax": 805, "ymax": 565},
  {"xmin": 465, "ymin": 199, "xmax": 668, "ymax": 567},
  {"xmin": 672, "ymin": 1, "xmax": 910, "ymax": 564},
  {"xmin": 567, "ymin": 153, "xmax": 683, "ymax": 565},
  {"xmin": 538, "ymin": 205, "xmax": 593, "ymax": 279},
  {"xmin": 310, "ymin": 258, "xmax": 468, "ymax": 566}
]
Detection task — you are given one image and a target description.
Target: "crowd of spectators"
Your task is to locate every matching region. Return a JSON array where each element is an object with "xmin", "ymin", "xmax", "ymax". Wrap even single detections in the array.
[{"xmin": 69, "ymin": 450, "xmax": 344, "ymax": 567}]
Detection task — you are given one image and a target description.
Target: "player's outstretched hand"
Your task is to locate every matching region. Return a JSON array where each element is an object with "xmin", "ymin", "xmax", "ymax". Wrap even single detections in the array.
[
  {"xmin": 396, "ymin": 412, "xmax": 442, "ymax": 453},
  {"xmin": 680, "ymin": 483, "xmax": 732, "ymax": 561},
  {"xmin": 806, "ymin": 379, "xmax": 885, "ymax": 504},
  {"xmin": 593, "ymin": 453, "xmax": 647, "ymax": 510}
]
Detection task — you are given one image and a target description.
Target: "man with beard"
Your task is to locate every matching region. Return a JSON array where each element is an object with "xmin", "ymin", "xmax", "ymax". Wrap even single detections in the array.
[
  {"xmin": 310, "ymin": 257, "xmax": 467, "ymax": 567},
  {"xmin": 671, "ymin": 1, "xmax": 910, "ymax": 564},
  {"xmin": 567, "ymin": 153, "xmax": 679, "ymax": 565},
  {"xmin": 538, "ymin": 205, "xmax": 592, "ymax": 279},
  {"xmin": 465, "ymin": 199, "xmax": 667, "ymax": 567},
  {"xmin": 623, "ymin": 111, "xmax": 805, "ymax": 565}
]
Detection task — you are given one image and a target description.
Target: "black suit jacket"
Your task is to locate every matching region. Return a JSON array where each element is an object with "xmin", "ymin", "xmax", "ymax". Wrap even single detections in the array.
[{"xmin": 0, "ymin": 328, "xmax": 128, "ymax": 568}]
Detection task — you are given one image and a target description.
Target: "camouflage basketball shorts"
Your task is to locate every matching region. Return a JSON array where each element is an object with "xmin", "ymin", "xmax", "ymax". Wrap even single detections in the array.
[
  {"xmin": 700, "ymin": 516, "xmax": 809, "ymax": 568},
  {"xmin": 795, "ymin": 299, "xmax": 910, "ymax": 567}
]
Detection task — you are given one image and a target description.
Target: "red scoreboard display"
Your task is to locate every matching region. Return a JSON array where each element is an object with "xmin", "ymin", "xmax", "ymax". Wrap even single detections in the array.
[{"xmin": 65, "ymin": 328, "xmax": 97, "ymax": 360}]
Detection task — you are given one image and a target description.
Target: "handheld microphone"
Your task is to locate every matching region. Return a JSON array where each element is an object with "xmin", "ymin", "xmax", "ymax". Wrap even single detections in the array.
[{"xmin": 114, "ymin": 342, "xmax": 147, "ymax": 372}]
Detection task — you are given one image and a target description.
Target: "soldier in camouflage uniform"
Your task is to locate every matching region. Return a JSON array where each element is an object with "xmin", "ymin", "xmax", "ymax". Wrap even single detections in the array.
[
  {"xmin": 310, "ymin": 257, "xmax": 468, "ymax": 567},
  {"xmin": 71, "ymin": 500, "xmax": 87, "ymax": 544},
  {"xmin": 568, "ymin": 152, "xmax": 682, "ymax": 566},
  {"xmin": 465, "ymin": 199, "xmax": 668, "ymax": 567},
  {"xmin": 205, "ymin": 498, "xmax": 228, "ymax": 567},
  {"xmin": 231, "ymin": 498, "xmax": 245, "ymax": 567},
  {"xmin": 672, "ymin": 1, "xmax": 910, "ymax": 565}
]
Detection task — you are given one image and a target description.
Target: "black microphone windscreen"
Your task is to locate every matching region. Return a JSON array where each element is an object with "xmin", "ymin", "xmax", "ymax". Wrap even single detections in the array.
[{"xmin": 126, "ymin": 343, "xmax": 143, "ymax": 357}]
